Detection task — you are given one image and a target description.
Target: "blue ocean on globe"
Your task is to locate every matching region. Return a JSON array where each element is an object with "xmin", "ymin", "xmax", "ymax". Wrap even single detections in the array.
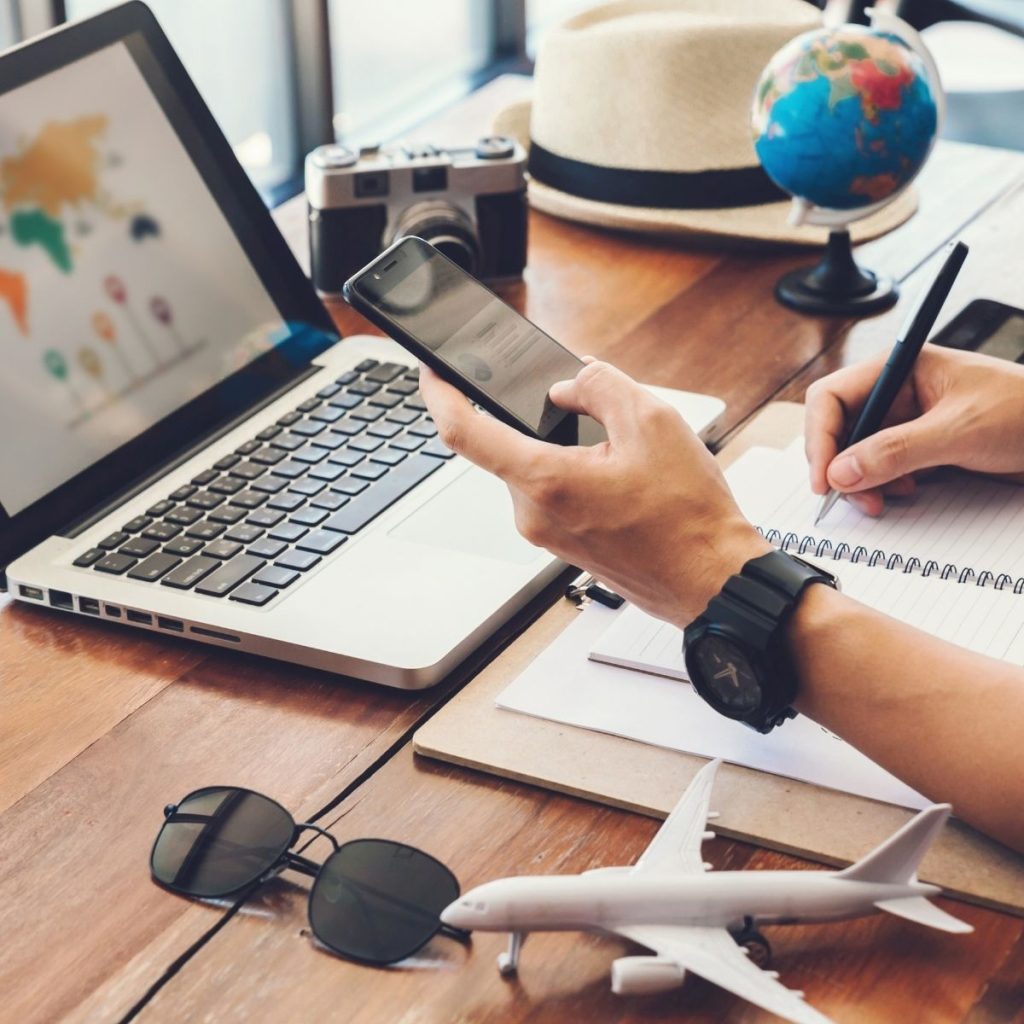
[{"xmin": 752, "ymin": 26, "xmax": 939, "ymax": 211}]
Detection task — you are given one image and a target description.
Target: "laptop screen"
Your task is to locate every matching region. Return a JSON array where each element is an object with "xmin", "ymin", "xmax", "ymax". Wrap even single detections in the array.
[{"xmin": 0, "ymin": 40, "xmax": 293, "ymax": 518}]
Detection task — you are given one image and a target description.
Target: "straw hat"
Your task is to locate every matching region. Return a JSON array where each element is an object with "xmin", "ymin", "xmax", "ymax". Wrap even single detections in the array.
[{"xmin": 496, "ymin": 0, "xmax": 917, "ymax": 246}]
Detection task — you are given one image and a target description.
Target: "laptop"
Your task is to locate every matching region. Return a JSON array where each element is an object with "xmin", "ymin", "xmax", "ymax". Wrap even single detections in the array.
[{"xmin": 0, "ymin": 2, "xmax": 724, "ymax": 687}]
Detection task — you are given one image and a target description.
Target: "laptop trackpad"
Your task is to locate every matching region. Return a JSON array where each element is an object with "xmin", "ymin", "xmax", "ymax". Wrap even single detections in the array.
[{"xmin": 389, "ymin": 468, "xmax": 540, "ymax": 565}]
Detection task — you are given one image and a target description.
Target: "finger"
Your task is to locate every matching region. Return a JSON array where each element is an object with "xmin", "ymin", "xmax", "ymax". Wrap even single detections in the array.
[
  {"xmin": 547, "ymin": 360, "xmax": 644, "ymax": 438},
  {"xmin": 847, "ymin": 489, "xmax": 885, "ymax": 517},
  {"xmin": 826, "ymin": 416, "xmax": 946, "ymax": 494},
  {"xmin": 882, "ymin": 474, "xmax": 917, "ymax": 498},
  {"xmin": 418, "ymin": 364, "xmax": 557, "ymax": 484}
]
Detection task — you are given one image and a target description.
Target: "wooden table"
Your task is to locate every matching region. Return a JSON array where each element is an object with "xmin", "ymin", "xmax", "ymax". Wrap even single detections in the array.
[{"xmin": 3, "ymin": 82, "xmax": 1024, "ymax": 1023}]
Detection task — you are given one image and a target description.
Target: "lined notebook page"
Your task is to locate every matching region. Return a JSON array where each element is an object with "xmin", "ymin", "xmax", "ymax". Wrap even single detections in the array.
[
  {"xmin": 590, "ymin": 561, "xmax": 1024, "ymax": 678},
  {"xmin": 740, "ymin": 442, "xmax": 1024, "ymax": 582}
]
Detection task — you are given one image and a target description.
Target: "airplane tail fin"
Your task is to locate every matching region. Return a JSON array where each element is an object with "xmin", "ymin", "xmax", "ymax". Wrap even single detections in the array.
[
  {"xmin": 838, "ymin": 804, "xmax": 951, "ymax": 885},
  {"xmin": 874, "ymin": 896, "xmax": 973, "ymax": 934}
]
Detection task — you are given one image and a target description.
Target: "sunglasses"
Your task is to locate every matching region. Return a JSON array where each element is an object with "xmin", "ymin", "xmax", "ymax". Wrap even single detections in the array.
[{"xmin": 150, "ymin": 786, "xmax": 467, "ymax": 966}]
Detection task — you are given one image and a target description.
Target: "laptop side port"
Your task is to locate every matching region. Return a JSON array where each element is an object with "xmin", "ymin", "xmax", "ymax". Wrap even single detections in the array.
[
  {"xmin": 126, "ymin": 609, "xmax": 153, "ymax": 625},
  {"xmin": 190, "ymin": 626, "xmax": 241, "ymax": 643},
  {"xmin": 157, "ymin": 617, "xmax": 184, "ymax": 632},
  {"xmin": 79, "ymin": 597, "xmax": 101, "ymax": 615},
  {"xmin": 49, "ymin": 590, "xmax": 73, "ymax": 610},
  {"xmin": 105, "ymin": 605, "xmax": 122, "ymax": 617},
  {"xmin": 18, "ymin": 585, "xmax": 44, "ymax": 600}
]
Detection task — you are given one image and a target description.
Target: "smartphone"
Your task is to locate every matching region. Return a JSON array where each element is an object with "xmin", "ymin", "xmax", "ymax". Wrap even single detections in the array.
[{"xmin": 343, "ymin": 236, "xmax": 606, "ymax": 445}]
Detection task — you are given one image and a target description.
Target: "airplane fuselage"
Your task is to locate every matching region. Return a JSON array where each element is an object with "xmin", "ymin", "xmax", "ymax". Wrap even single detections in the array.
[{"xmin": 451, "ymin": 871, "xmax": 937, "ymax": 933}]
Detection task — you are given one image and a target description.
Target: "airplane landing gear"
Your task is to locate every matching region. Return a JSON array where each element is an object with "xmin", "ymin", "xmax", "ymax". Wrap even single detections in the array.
[
  {"xmin": 498, "ymin": 930, "xmax": 527, "ymax": 976},
  {"xmin": 729, "ymin": 916, "xmax": 772, "ymax": 967}
]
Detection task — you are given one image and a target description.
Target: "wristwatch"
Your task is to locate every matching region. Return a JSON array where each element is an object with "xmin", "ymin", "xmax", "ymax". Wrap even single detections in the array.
[{"xmin": 683, "ymin": 550, "xmax": 838, "ymax": 733}]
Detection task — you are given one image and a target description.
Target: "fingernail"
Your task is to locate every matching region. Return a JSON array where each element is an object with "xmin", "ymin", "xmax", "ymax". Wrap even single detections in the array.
[{"xmin": 829, "ymin": 454, "xmax": 863, "ymax": 488}]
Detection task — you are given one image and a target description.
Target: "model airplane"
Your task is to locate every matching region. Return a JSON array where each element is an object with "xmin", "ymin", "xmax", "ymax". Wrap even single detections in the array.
[{"xmin": 441, "ymin": 759, "xmax": 971, "ymax": 1024}]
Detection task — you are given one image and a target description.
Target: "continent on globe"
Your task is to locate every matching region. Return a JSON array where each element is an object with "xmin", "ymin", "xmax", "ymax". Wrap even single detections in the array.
[
  {"xmin": 1, "ymin": 115, "xmax": 108, "ymax": 217},
  {"xmin": 752, "ymin": 26, "xmax": 938, "ymax": 212},
  {"xmin": 11, "ymin": 208, "xmax": 72, "ymax": 273},
  {"xmin": 0, "ymin": 267, "xmax": 28, "ymax": 334}
]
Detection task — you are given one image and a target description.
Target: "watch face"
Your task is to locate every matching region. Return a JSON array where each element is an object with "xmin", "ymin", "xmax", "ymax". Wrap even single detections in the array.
[{"xmin": 691, "ymin": 634, "xmax": 761, "ymax": 715}]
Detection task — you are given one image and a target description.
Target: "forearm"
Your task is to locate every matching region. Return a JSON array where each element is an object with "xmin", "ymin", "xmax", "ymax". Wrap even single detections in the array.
[{"xmin": 789, "ymin": 585, "xmax": 1024, "ymax": 852}]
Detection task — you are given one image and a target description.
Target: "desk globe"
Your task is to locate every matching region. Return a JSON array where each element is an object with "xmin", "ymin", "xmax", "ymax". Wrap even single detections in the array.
[{"xmin": 752, "ymin": 22, "xmax": 940, "ymax": 315}]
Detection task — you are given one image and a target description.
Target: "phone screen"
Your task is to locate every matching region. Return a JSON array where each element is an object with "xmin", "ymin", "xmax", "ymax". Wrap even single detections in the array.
[{"xmin": 352, "ymin": 239, "xmax": 588, "ymax": 439}]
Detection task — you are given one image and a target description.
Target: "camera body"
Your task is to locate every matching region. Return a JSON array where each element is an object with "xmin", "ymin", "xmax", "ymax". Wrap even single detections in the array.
[{"xmin": 306, "ymin": 136, "xmax": 528, "ymax": 296}]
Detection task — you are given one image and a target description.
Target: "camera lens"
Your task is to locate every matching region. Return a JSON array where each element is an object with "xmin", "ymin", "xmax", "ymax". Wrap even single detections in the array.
[{"xmin": 392, "ymin": 202, "xmax": 480, "ymax": 276}]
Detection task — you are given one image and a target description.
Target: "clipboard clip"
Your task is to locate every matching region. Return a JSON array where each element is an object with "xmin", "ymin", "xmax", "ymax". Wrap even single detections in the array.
[{"xmin": 565, "ymin": 572, "xmax": 625, "ymax": 610}]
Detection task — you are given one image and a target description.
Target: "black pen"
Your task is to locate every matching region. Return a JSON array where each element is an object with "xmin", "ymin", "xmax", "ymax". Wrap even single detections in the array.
[{"xmin": 814, "ymin": 240, "xmax": 969, "ymax": 525}]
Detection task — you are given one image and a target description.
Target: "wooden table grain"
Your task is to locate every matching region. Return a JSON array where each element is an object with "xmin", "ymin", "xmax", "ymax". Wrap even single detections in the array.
[{"xmin": 2, "ymin": 80, "xmax": 1023, "ymax": 1024}]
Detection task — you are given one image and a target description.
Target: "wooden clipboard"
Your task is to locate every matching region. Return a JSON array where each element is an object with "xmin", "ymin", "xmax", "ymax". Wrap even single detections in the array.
[{"xmin": 413, "ymin": 401, "xmax": 1024, "ymax": 915}]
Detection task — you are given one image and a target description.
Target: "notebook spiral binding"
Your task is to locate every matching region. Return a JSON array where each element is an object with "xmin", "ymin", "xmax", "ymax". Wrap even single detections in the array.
[{"xmin": 759, "ymin": 528, "xmax": 1024, "ymax": 593}]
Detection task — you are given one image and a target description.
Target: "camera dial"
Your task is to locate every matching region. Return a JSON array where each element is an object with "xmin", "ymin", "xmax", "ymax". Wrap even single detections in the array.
[
  {"xmin": 392, "ymin": 201, "xmax": 480, "ymax": 275},
  {"xmin": 312, "ymin": 144, "xmax": 359, "ymax": 169},
  {"xmin": 475, "ymin": 135, "xmax": 516, "ymax": 161}
]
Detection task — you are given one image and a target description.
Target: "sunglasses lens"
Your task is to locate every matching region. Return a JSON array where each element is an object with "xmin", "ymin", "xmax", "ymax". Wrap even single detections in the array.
[
  {"xmin": 309, "ymin": 839, "xmax": 460, "ymax": 965},
  {"xmin": 151, "ymin": 788, "xmax": 294, "ymax": 898}
]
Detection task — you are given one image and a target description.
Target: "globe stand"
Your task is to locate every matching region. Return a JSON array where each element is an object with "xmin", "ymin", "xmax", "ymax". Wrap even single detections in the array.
[{"xmin": 775, "ymin": 229, "xmax": 898, "ymax": 317}]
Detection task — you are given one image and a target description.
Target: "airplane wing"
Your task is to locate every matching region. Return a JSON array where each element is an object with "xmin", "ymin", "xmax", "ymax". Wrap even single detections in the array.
[
  {"xmin": 633, "ymin": 758, "xmax": 721, "ymax": 875},
  {"xmin": 613, "ymin": 923, "xmax": 834, "ymax": 1024}
]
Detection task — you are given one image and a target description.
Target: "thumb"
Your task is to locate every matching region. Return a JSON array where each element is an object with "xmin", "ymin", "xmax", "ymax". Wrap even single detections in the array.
[
  {"xmin": 827, "ymin": 418, "xmax": 944, "ymax": 493},
  {"xmin": 548, "ymin": 360, "xmax": 638, "ymax": 437}
]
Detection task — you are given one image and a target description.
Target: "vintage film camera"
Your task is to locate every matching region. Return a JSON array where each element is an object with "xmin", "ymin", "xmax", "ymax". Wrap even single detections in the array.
[{"xmin": 306, "ymin": 136, "xmax": 528, "ymax": 295}]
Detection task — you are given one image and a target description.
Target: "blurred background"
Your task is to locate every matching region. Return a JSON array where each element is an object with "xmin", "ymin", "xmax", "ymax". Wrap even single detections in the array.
[{"xmin": 1, "ymin": 0, "xmax": 1021, "ymax": 204}]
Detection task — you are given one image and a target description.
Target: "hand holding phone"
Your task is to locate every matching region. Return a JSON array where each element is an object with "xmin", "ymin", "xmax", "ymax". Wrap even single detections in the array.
[{"xmin": 343, "ymin": 236, "xmax": 605, "ymax": 445}]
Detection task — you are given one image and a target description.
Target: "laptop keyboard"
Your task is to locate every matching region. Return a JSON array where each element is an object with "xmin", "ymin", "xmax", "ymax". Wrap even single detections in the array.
[{"xmin": 71, "ymin": 359, "xmax": 453, "ymax": 607}]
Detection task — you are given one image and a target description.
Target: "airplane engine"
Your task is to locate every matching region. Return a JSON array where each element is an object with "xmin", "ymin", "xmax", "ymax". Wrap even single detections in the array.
[{"xmin": 610, "ymin": 956, "xmax": 686, "ymax": 995}]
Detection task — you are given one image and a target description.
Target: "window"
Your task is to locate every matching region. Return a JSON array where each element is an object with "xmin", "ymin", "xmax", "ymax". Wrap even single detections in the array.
[{"xmin": 0, "ymin": 1, "xmax": 17, "ymax": 51}]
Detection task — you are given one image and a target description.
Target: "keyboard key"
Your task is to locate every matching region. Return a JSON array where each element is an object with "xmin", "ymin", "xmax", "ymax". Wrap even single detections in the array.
[
  {"xmin": 186, "ymin": 521, "xmax": 225, "ymax": 541},
  {"xmin": 309, "ymin": 432, "xmax": 343, "ymax": 450},
  {"xmin": 349, "ymin": 380, "xmax": 381, "ymax": 396},
  {"xmin": 146, "ymin": 500, "xmax": 175, "ymax": 517},
  {"xmin": 311, "ymin": 492, "xmax": 349, "ymax": 512},
  {"xmin": 143, "ymin": 521, "xmax": 182, "ymax": 542},
  {"xmin": 209, "ymin": 476, "xmax": 246, "ymax": 495},
  {"xmin": 122, "ymin": 515, "xmax": 153, "ymax": 533},
  {"xmin": 421, "ymin": 438, "xmax": 455, "ymax": 460},
  {"xmin": 390, "ymin": 435, "xmax": 425, "ymax": 452},
  {"xmin": 385, "ymin": 407, "xmax": 420, "ymax": 425},
  {"xmin": 296, "ymin": 530, "xmax": 347, "ymax": 555},
  {"xmin": 323, "ymin": 455, "xmax": 441, "ymax": 535},
  {"xmin": 367, "ymin": 421, "xmax": 401, "ymax": 439},
  {"xmin": 330, "ymin": 418, "xmax": 365, "ymax": 437},
  {"xmin": 251, "ymin": 446, "xmax": 287, "ymax": 466},
  {"xmin": 99, "ymin": 531, "xmax": 129, "ymax": 550},
  {"xmin": 316, "ymin": 382, "xmax": 341, "ymax": 399},
  {"xmin": 386, "ymin": 379, "xmax": 419, "ymax": 396},
  {"xmin": 127, "ymin": 552, "xmax": 182, "ymax": 582},
  {"xmin": 269, "ymin": 522, "xmax": 308, "ymax": 543},
  {"xmin": 249, "ymin": 537, "xmax": 288, "ymax": 559},
  {"xmin": 161, "ymin": 556, "xmax": 219, "ymax": 589},
  {"xmin": 328, "ymin": 449, "xmax": 365, "ymax": 468},
  {"xmin": 250, "ymin": 475, "xmax": 288, "ymax": 494},
  {"xmin": 368, "ymin": 393, "xmax": 402, "ymax": 409},
  {"xmin": 164, "ymin": 536, "xmax": 205, "ymax": 557},
  {"xmin": 310, "ymin": 406, "xmax": 344, "ymax": 423},
  {"xmin": 290, "ymin": 478, "xmax": 326, "ymax": 497},
  {"xmin": 327, "ymin": 392, "xmax": 362, "ymax": 411},
  {"xmin": 349, "ymin": 435, "xmax": 383, "ymax": 453},
  {"xmin": 351, "ymin": 463, "xmax": 388, "ymax": 481},
  {"xmin": 297, "ymin": 397, "xmax": 321, "ymax": 412},
  {"xmin": 187, "ymin": 491, "xmax": 224, "ymax": 511},
  {"xmin": 291, "ymin": 506, "xmax": 329, "ymax": 527},
  {"xmin": 336, "ymin": 370, "xmax": 359, "ymax": 385},
  {"xmin": 228, "ymin": 490, "xmax": 268, "ymax": 509},
  {"xmin": 253, "ymin": 565, "xmax": 301, "ymax": 589},
  {"xmin": 235, "ymin": 439, "xmax": 261, "ymax": 456},
  {"xmin": 408, "ymin": 420, "xmax": 438, "ymax": 438},
  {"xmin": 276, "ymin": 549, "xmax": 321, "ymax": 572},
  {"xmin": 170, "ymin": 485, "xmax": 197, "ymax": 501},
  {"xmin": 293, "ymin": 445, "xmax": 329, "ymax": 465},
  {"xmin": 277, "ymin": 411, "xmax": 301, "ymax": 426},
  {"xmin": 405, "ymin": 395, "xmax": 428, "ymax": 412},
  {"xmin": 350, "ymin": 406, "xmax": 385, "ymax": 423},
  {"xmin": 274, "ymin": 433, "xmax": 306, "ymax": 451},
  {"xmin": 354, "ymin": 358, "xmax": 379, "ymax": 373},
  {"xmin": 309, "ymin": 463, "xmax": 345, "ymax": 482},
  {"xmin": 119, "ymin": 537, "xmax": 160, "ymax": 558},
  {"xmin": 195, "ymin": 555, "xmax": 266, "ymax": 597},
  {"xmin": 205, "ymin": 539, "xmax": 244, "ymax": 560},
  {"xmin": 290, "ymin": 419, "xmax": 326, "ymax": 438},
  {"xmin": 247, "ymin": 508, "xmax": 285, "ymax": 528},
  {"xmin": 229, "ymin": 582, "xmax": 278, "ymax": 606},
  {"xmin": 403, "ymin": 367, "xmax": 420, "ymax": 381},
  {"xmin": 73, "ymin": 547, "xmax": 104, "ymax": 568},
  {"xmin": 272, "ymin": 460, "xmax": 308, "ymax": 480},
  {"xmin": 331, "ymin": 478, "xmax": 368, "ymax": 497},
  {"xmin": 213, "ymin": 454, "xmax": 241, "ymax": 470},
  {"xmin": 365, "ymin": 361, "xmax": 406, "ymax": 384},
  {"xmin": 165, "ymin": 507, "xmax": 203, "ymax": 526},
  {"xmin": 371, "ymin": 448, "xmax": 407, "ymax": 467},
  {"xmin": 229, "ymin": 461, "xmax": 265, "ymax": 481},
  {"xmin": 267, "ymin": 492, "xmax": 305, "ymax": 512},
  {"xmin": 226, "ymin": 524, "xmax": 264, "ymax": 544},
  {"xmin": 94, "ymin": 552, "xmax": 138, "ymax": 574},
  {"xmin": 191, "ymin": 470, "xmax": 219, "ymax": 486},
  {"xmin": 208, "ymin": 505, "xmax": 247, "ymax": 525},
  {"xmin": 256, "ymin": 425, "xmax": 282, "ymax": 441}
]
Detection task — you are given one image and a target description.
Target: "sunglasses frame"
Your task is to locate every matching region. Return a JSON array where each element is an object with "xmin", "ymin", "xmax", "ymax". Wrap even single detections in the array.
[{"xmin": 150, "ymin": 785, "xmax": 468, "ymax": 966}]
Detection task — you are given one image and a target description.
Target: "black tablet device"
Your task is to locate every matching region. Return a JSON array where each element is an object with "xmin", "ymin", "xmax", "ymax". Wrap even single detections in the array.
[
  {"xmin": 0, "ymin": 1, "xmax": 337, "ymax": 580},
  {"xmin": 931, "ymin": 299, "xmax": 1024, "ymax": 364}
]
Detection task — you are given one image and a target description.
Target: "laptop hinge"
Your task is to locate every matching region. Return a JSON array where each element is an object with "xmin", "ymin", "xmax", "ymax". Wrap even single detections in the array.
[{"xmin": 59, "ymin": 365, "xmax": 323, "ymax": 540}]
